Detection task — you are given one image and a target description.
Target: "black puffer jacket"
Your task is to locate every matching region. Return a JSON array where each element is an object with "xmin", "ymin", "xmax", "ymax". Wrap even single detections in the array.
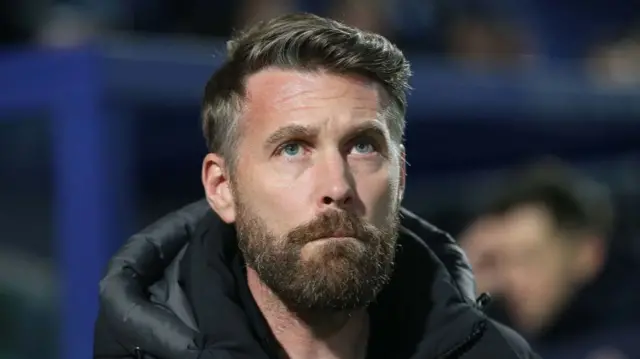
[{"xmin": 94, "ymin": 200, "xmax": 539, "ymax": 359}]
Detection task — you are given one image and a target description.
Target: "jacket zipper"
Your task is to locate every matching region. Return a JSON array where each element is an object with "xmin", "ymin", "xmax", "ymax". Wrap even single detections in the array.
[
  {"xmin": 134, "ymin": 346, "xmax": 144, "ymax": 359},
  {"xmin": 436, "ymin": 319, "xmax": 488, "ymax": 359},
  {"xmin": 436, "ymin": 293, "xmax": 493, "ymax": 359}
]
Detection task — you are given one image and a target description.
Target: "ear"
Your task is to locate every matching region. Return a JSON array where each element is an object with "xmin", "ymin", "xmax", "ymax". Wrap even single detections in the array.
[
  {"xmin": 398, "ymin": 144, "xmax": 406, "ymax": 202},
  {"xmin": 202, "ymin": 153, "xmax": 236, "ymax": 223},
  {"xmin": 573, "ymin": 235, "xmax": 607, "ymax": 284}
]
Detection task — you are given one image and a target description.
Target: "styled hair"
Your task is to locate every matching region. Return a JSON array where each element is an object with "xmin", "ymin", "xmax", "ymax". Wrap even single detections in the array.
[
  {"xmin": 486, "ymin": 159, "xmax": 614, "ymax": 239},
  {"xmin": 201, "ymin": 13, "xmax": 412, "ymax": 168}
]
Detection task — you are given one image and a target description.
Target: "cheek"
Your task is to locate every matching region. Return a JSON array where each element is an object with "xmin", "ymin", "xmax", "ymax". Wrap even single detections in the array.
[
  {"xmin": 525, "ymin": 269, "xmax": 556, "ymax": 297},
  {"xmin": 521, "ymin": 270, "xmax": 566, "ymax": 316},
  {"xmin": 242, "ymin": 165, "xmax": 313, "ymax": 231},
  {"xmin": 353, "ymin": 167, "xmax": 398, "ymax": 219},
  {"xmin": 510, "ymin": 255, "xmax": 565, "ymax": 304}
]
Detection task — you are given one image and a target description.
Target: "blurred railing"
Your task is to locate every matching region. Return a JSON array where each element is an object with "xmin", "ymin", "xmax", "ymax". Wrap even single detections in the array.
[{"xmin": 1, "ymin": 35, "xmax": 639, "ymax": 359}]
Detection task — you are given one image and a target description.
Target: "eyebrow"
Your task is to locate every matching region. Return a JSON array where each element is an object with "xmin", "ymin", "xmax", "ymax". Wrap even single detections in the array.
[
  {"xmin": 347, "ymin": 121, "xmax": 387, "ymax": 140},
  {"xmin": 263, "ymin": 121, "xmax": 388, "ymax": 150},
  {"xmin": 264, "ymin": 124, "xmax": 319, "ymax": 150}
]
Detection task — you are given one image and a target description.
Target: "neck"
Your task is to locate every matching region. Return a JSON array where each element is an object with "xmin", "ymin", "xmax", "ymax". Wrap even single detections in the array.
[{"xmin": 246, "ymin": 268, "xmax": 369, "ymax": 359}]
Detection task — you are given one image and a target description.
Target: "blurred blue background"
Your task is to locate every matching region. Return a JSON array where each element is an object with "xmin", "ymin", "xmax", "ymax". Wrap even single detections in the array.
[{"xmin": 0, "ymin": 1, "xmax": 639, "ymax": 359}]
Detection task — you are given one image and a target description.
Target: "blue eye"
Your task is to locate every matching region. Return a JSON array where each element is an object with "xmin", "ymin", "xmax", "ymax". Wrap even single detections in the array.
[
  {"xmin": 281, "ymin": 143, "xmax": 302, "ymax": 157},
  {"xmin": 351, "ymin": 141, "xmax": 376, "ymax": 155}
]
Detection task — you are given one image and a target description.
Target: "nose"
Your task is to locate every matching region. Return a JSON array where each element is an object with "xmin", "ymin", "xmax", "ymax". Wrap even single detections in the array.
[{"xmin": 316, "ymin": 154, "xmax": 355, "ymax": 210}]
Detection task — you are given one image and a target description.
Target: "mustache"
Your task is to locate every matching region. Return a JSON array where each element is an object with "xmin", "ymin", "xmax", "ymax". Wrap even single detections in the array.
[{"xmin": 286, "ymin": 210, "xmax": 371, "ymax": 245}]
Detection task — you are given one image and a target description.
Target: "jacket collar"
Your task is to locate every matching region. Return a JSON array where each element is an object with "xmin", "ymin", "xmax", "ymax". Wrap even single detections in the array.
[{"xmin": 99, "ymin": 201, "xmax": 485, "ymax": 359}]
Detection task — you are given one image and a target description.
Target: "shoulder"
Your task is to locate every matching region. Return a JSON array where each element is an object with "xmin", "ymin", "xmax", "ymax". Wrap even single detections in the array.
[
  {"xmin": 93, "ymin": 305, "xmax": 135, "ymax": 358},
  {"xmin": 472, "ymin": 319, "xmax": 541, "ymax": 359},
  {"xmin": 95, "ymin": 200, "xmax": 210, "ymax": 359},
  {"xmin": 399, "ymin": 207, "xmax": 476, "ymax": 302},
  {"xmin": 492, "ymin": 320, "xmax": 537, "ymax": 355}
]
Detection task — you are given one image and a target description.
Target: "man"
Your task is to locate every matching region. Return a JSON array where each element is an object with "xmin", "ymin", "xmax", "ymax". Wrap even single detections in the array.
[
  {"xmin": 94, "ymin": 13, "xmax": 538, "ymax": 359},
  {"xmin": 461, "ymin": 161, "xmax": 617, "ymax": 356}
]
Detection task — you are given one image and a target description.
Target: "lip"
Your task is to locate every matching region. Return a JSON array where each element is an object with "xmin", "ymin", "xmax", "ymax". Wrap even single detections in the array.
[{"xmin": 313, "ymin": 236, "xmax": 357, "ymax": 242}]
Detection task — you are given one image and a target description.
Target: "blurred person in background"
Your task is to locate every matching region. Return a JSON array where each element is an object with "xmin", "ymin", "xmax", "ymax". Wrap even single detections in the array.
[
  {"xmin": 93, "ymin": 13, "xmax": 539, "ymax": 359},
  {"xmin": 237, "ymin": 0, "xmax": 390, "ymax": 36},
  {"xmin": 587, "ymin": 20, "xmax": 640, "ymax": 88},
  {"xmin": 95, "ymin": 0, "xmax": 392, "ymax": 40},
  {"xmin": 460, "ymin": 160, "xmax": 640, "ymax": 358},
  {"xmin": 443, "ymin": 3, "xmax": 538, "ymax": 70}
]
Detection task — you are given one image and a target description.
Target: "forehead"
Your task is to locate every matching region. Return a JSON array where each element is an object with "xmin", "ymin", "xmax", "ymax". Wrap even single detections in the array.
[
  {"xmin": 500, "ymin": 204, "xmax": 556, "ymax": 248},
  {"xmin": 241, "ymin": 68, "xmax": 386, "ymax": 130}
]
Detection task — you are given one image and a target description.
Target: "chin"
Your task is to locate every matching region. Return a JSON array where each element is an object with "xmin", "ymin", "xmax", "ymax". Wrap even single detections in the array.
[{"xmin": 301, "ymin": 238, "xmax": 365, "ymax": 260}]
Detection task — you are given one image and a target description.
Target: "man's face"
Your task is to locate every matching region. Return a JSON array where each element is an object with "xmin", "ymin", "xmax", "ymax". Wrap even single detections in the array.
[
  {"xmin": 465, "ymin": 205, "xmax": 585, "ymax": 335},
  {"xmin": 229, "ymin": 69, "xmax": 404, "ymax": 311}
]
